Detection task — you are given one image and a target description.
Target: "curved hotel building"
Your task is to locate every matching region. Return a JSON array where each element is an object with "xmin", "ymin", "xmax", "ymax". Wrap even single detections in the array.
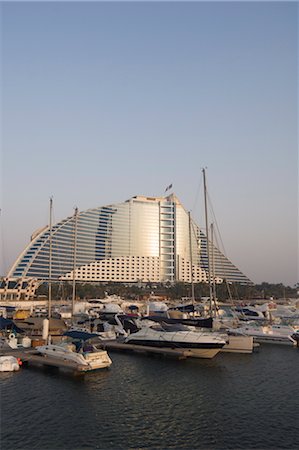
[{"xmin": 6, "ymin": 194, "xmax": 251, "ymax": 287}]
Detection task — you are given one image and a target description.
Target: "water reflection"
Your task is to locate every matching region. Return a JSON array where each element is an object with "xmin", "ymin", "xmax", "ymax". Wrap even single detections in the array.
[{"xmin": 1, "ymin": 347, "xmax": 298, "ymax": 450}]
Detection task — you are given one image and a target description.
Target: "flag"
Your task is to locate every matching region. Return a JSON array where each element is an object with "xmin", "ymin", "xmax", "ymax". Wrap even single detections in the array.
[{"xmin": 165, "ymin": 183, "xmax": 173, "ymax": 192}]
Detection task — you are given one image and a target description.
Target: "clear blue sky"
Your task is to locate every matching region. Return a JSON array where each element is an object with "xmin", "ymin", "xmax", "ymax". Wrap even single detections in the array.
[{"xmin": 1, "ymin": 1, "xmax": 298, "ymax": 286}]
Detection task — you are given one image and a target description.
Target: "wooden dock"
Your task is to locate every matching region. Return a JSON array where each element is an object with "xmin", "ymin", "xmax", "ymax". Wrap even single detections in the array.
[
  {"xmin": 96, "ymin": 340, "xmax": 191, "ymax": 359},
  {"xmin": 0, "ymin": 340, "xmax": 191, "ymax": 376}
]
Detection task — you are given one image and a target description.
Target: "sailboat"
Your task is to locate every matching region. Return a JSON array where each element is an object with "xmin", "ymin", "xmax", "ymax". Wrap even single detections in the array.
[{"xmin": 201, "ymin": 169, "xmax": 254, "ymax": 354}]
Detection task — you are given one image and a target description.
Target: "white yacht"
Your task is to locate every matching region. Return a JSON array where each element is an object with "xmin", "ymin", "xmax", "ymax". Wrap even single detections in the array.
[
  {"xmin": 0, "ymin": 356, "xmax": 21, "ymax": 372},
  {"xmin": 125, "ymin": 323, "xmax": 226, "ymax": 359},
  {"xmin": 235, "ymin": 306, "xmax": 266, "ymax": 321},
  {"xmin": 36, "ymin": 331, "xmax": 112, "ymax": 371},
  {"xmin": 231, "ymin": 323, "xmax": 297, "ymax": 346}
]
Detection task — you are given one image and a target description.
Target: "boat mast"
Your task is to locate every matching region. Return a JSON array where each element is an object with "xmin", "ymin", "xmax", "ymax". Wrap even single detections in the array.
[
  {"xmin": 72, "ymin": 207, "xmax": 78, "ymax": 317},
  {"xmin": 211, "ymin": 223, "xmax": 216, "ymax": 300},
  {"xmin": 48, "ymin": 197, "xmax": 53, "ymax": 319},
  {"xmin": 210, "ymin": 222, "xmax": 218, "ymax": 315},
  {"xmin": 188, "ymin": 211, "xmax": 195, "ymax": 305},
  {"xmin": 202, "ymin": 168, "xmax": 213, "ymax": 316}
]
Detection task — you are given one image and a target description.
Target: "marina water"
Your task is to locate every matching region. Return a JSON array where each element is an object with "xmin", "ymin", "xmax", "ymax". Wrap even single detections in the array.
[{"xmin": 1, "ymin": 345, "xmax": 298, "ymax": 449}]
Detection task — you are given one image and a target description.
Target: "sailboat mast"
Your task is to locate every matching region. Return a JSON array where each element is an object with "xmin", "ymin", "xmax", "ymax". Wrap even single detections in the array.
[
  {"xmin": 210, "ymin": 223, "xmax": 218, "ymax": 315},
  {"xmin": 202, "ymin": 168, "xmax": 213, "ymax": 315},
  {"xmin": 72, "ymin": 207, "xmax": 78, "ymax": 317},
  {"xmin": 48, "ymin": 197, "xmax": 53, "ymax": 319},
  {"xmin": 188, "ymin": 211, "xmax": 195, "ymax": 305},
  {"xmin": 211, "ymin": 223, "xmax": 216, "ymax": 298}
]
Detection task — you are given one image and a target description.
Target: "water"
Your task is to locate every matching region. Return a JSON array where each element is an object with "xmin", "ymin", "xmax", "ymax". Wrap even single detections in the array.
[{"xmin": 1, "ymin": 345, "xmax": 298, "ymax": 449}]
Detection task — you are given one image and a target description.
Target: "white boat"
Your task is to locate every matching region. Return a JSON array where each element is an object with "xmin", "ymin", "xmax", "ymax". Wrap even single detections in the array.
[
  {"xmin": 57, "ymin": 306, "xmax": 72, "ymax": 319},
  {"xmin": 235, "ymin": 306, "xmax": 266, "ymax": 321},
  {"xmin": 36, "ymin": 342, "xmax": 112, "ymax": 370},
  {"xmin": 125, "ymin": 323, "xmax": 226, "ymax": 359},
  {"xmin": 36, "ymin": 331, "xmax": 112, "ymax": 371},
  {"xmin": 232, "ymin": 323, "xmax": 297, "ymax": 346},
  {"xmin": 0, "ymin": 356, "xmax": 21, "ymax": 372}
]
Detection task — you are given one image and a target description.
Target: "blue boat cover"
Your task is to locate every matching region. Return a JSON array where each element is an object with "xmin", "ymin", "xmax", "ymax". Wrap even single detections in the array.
[
  {"xmin": 0, "ymin": 317, "xmax": 24, "ymax": 333},
  {"xmin": 63, "ymin": 330, "xmax": 99, "ymax": 341},
  {"xmin": 174, "ymin": 304, "xmax": 195, "ymax": 312}
]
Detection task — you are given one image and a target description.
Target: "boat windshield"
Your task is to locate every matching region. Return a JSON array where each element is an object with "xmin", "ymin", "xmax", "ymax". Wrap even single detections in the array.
[
  {"xmin": 82, "ymin": 343, "xmax": 97, "ymax": 353},
  {"xmin": 160, "ymin": 322, "xmax": 190, "ymax": 332}
]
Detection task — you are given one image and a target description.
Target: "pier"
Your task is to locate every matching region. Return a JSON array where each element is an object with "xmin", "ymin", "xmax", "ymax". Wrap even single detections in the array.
[{"xmin": 0, "ymin": 340, "xmax": 190, "ymax": 376}]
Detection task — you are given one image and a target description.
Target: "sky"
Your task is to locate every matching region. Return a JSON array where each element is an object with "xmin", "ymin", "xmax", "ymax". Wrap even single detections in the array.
[{"xmin": 1, "ymin": 1, "xmax": 298, "ymax": 286}]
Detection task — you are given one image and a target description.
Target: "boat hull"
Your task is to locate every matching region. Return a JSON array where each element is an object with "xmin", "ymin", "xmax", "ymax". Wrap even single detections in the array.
[
  {"xmin": 231, "ymin": 327, "xmax": 297, "ymax": 346},
  {"xmin": 251, "ymin": 336, "xmax": 296, "ymax": 346},
  {"xmin": 125, "ymin": 338, "xmax": 224, "ymax": 359},
  {"xmin": 186, "ymin": 348, "xmax": 223, "ymax": 359},
  {"xmin": 36, "ymin": 345, "xmax": 112, "ymax": 370}
]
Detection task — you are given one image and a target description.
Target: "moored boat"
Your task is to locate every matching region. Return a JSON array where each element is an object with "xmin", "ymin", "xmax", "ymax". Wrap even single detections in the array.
[
  {"xmin": 36, "ymin": 331, "xmax": 112, "ymax": 371},
  {"xmin": 0, "ymin": 356, "xmax": 21, "ymax": 372},
  {"xmin": 125, "ymin": 323, "xmax": 226, "ymax": 359},
  {"xmin": 231, "ymin": 323, "xmax": 297, "ymax": 346}
]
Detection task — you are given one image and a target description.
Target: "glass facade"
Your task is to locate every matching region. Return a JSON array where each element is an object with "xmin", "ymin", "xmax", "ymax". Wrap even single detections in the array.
[{"xmin": 8, "ymin": 194, "xmax": 252, "ymax": 284}]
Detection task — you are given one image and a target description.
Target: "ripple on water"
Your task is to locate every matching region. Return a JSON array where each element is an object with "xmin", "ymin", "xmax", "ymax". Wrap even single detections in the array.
[{"xmin": 1, "ymin": 346, "xmax": 299, "ymax": 449}]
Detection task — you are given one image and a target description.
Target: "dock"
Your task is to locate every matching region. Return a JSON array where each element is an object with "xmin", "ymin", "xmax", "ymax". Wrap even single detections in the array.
[
  {"xmin": 0, "ymin": 340, "xmax": 190, "ymax": 377},
  {"xmin": 96, "ymin": 340, "xmax": 190, "ymax": 359}
]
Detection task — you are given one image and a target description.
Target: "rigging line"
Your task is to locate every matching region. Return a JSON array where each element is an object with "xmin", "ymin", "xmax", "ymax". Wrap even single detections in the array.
[
  {"xmin": 51, "ymin": 215, "xmax": 75, "ymax": 283},
  {"xmin": 191, "ymin": 222, "xmax": 200, "ymax": 249},
  {"xmin": 191, "ymin": 176, "xmax": 203, "ymax": 217},
  {"xmin": 213, "ymin": 230, "xmax": 232, "ymax": 287},
  {"xmin": 213, "ymin": 230, "xmax": 239, "ymax": 305},
  {"xmin": 206, "ymin": 190, "xmax": 228, "ymax": 258},
  {"xmin": 189, "ymin": 214, "xmax": 209, "ymax": 290}
]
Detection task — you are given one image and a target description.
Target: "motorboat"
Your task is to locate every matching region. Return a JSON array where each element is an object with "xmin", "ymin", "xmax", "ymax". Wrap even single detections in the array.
[
  {"xmin": 135, "ymin": 311, "xmax": 253, "ymax": 354},
  {"xmin": 69, "ymin": 323, "xmax": 117, "ymax": 341},
  {"xmin": 235, "ymin": 306, "xmax": 266, "ymax": 321},
  {"xmin": 125, "ymin": 323, "xmax": 226, "ymax": 359},
  {"xmin": 231, "ymin": 323, "xmax": 297, "ymax": 346},
  {"xmin": 0, "ymin": 356, "xmax": 21, "ymax": 372},
  {"xmin": 36, "ymin": 331, "xmax": 112, "ymax": 371},
  {"xmin": 99, "ymin": 303, "xmax": 124, "ymax": 320},
  {"xmin": 270, "ymin": 305, "xmax": 299, "ymax": 324},
  {"xmin": 70, "ymin": 314, "xmax": 134, "ymax": 340}
]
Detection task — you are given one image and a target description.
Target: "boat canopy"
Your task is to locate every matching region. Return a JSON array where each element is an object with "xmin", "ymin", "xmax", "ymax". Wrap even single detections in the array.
[
  {"xmin": 172, "ymin": 304, "xmax": 195, "ymax": 312},
  {"xmin": 0, "ymin": 317, "xmax": 24, "ymax": 334},
  {"xmin": 63, "ymin": 330, "xmax": 99, "ymax": 341}
]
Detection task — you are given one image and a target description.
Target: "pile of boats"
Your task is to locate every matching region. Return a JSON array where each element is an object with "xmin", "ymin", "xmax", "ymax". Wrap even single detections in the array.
[{"xmin": 0, "ymin": 298, "xmax": 298, "ymax": 373}]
